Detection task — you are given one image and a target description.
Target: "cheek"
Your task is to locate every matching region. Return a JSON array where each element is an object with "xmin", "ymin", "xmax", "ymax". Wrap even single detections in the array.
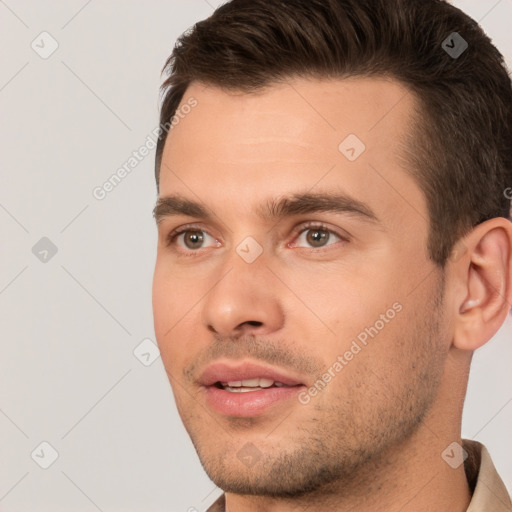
[
  {"xmin": 152, "ymin": 262, "xmax": 206, "ymax": 374},
  {"xmin": 315, "ymin": 301, "xmax": 431, "ymax": 411},
  {"xmin": 152, "ymin": 263, "xmax": 188, "ymax": 361},
  {"xmin": 152, "ymin": 263, "xmax": 171, "ymax": 338},
  {"xmin": 152, "ymin": 260, "xmax": 198, "ymax": 331},
  {"xmin": 279, "ymin": 263, "xmax": 399, "ymax": 343}
]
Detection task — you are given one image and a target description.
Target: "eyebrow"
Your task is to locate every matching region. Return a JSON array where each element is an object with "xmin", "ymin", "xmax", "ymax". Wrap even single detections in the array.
[{"xmin": 153, "ymin": 192, "xmax": 379, "ymax": 225}]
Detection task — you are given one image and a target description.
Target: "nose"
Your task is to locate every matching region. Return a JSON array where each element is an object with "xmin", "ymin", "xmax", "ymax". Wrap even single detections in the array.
[{"xmin": 201, "ymin": 250, "xmax": 284, "ymax": 338}]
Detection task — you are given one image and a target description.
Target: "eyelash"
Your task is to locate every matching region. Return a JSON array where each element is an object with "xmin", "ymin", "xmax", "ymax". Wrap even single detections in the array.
[{"xmin": 165, "ymin": 222, "xmax": 348, "ymax": 256}]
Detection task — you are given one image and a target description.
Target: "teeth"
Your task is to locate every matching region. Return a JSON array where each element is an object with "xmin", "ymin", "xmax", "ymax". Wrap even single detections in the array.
[
  {"xmin": 220, "ymin": 377, "xmax": 289, "ymax": 390},
  {"xmin": 239, "ymin": 378, "xmax": 260, "ymax": 387},
  {"xmin": 256, "ymin": 378, "xmax": 274, "ymax": 388},
  {"xmin": 224, "ymin": 386, "xmax": 262, "ymax": 393}
]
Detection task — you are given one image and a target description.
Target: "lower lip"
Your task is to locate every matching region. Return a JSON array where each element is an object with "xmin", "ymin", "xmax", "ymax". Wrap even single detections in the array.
[{"xmin": 203, "ymin": 385, "xmax": 305, "ymax": 417}]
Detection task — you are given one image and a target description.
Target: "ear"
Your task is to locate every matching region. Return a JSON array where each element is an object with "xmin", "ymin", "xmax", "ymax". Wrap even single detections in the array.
[{"xmin": 451, "ymin": 217, "xmax": 512, "ymax": 351}]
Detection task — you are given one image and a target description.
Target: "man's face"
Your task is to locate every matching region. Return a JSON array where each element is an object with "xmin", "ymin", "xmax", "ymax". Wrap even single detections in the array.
[{"xmin": 152, "ymin": 78, "xmax": 450, "ymax": 496}]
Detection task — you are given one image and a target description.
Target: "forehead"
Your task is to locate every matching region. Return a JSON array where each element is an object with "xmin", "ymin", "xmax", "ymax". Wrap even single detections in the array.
[
  {"xmin": 166, "ymin": 76, "xmax": 413, "ymax": 145},
  {"xmin": 159, "ymin": 77, "xmax": 426, "ymax": 228}
]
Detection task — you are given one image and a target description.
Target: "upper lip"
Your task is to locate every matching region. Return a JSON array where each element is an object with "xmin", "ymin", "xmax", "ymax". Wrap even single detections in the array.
[{"xmin": 199, "ymin": 360, "xmax": 305, "ymax": 387}]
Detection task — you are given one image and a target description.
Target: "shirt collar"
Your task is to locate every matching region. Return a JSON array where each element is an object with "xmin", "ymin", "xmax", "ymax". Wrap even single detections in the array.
[{"xmin": 464, "ymin": 440, "xmax": 512, "ymax": 511}]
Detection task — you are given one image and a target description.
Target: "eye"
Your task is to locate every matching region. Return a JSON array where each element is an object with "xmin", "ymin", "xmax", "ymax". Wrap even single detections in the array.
[
  {"xmin": 164, "ymin": 223, "xmax": 345, "ymax": 254},
  {"xmin": 167, "ymin": 228, "xmax": 219, "ymax": 251},
  {"xmin": 292, "ymin": 224, "xmax": 343, "ymax": 249}
]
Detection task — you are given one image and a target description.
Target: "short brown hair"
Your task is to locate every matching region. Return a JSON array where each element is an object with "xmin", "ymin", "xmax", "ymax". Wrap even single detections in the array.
[{"xmin": 155, "ymin": 0, "xmax": 512, "ymax": 265}]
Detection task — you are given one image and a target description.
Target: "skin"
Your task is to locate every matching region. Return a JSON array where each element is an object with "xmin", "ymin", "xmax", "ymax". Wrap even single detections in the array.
[{"xmin": 152, "ymin": 77, "xmax": 512, "ymax": 511}]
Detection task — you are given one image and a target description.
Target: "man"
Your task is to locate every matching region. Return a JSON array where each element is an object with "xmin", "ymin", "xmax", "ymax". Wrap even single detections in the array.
[{"xmin": 151, "ymin": 0, "xmax": 512, "ymax": 510}]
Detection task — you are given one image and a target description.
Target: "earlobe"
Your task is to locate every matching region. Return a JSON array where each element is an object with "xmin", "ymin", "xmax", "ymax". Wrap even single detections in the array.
[{"xmin": 452, "ymin": 219, "xmax": 512, "ymax": 351}]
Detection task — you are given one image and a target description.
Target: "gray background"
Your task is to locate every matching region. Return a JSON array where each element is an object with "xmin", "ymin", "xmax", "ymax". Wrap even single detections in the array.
[{"xmin": 0, "ymin": 1, "xmax": 511, "ymax": 510}]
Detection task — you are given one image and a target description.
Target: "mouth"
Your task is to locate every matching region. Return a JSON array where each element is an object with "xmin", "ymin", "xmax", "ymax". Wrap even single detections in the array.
[
  {"xmin": 199, "ymin": 361, "xmax": 307, "ymax": 417},
  {"xmin": 214, "ymin": 377, "xmax": 295, "ymax": 392}
]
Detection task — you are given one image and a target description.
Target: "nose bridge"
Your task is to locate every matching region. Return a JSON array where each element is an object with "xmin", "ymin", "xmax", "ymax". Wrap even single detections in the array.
[{"xmin": 200, "ymin": 238, "xmax": 283, "ymax": 336}]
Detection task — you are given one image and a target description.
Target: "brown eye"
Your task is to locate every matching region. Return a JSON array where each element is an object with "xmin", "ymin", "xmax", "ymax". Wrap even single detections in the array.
[
  {"xmin": 293, "ymin": 224, "xmax": 343, "ymax": 249},
  {"xmin": 183, "ymin": 230, "xmax": 205, "ymax": 249},
  {"xmin": 166, "ymin": 226, "xmax": 220, "ymax": 253},
  {"xmin": 305, "ymin": 228, "xmax": 331, "ymax": 247}
]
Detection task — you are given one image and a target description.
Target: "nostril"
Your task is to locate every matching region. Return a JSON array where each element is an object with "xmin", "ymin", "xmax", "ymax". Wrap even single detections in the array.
[{"xmin": 245, "ymin": 321, "xmax": 263, "ymax": 327}]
